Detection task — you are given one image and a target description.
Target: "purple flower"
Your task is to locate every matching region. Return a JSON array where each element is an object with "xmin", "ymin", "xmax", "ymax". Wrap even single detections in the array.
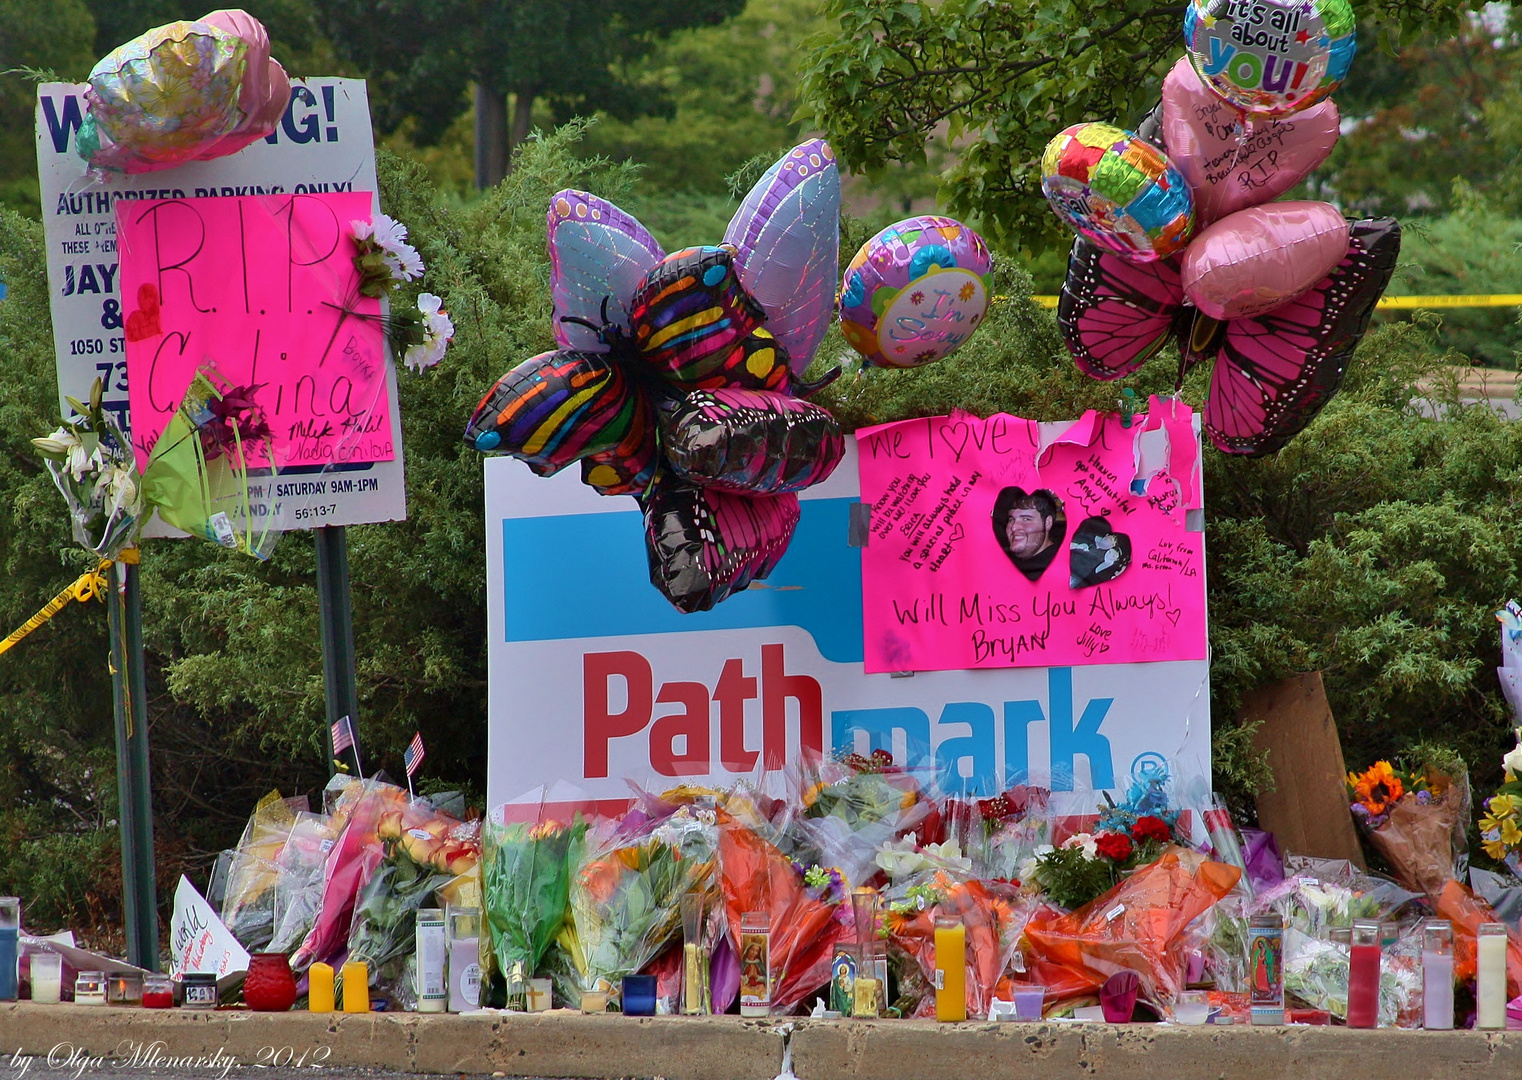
[
  {"xmin": 1416, "ymin": 790, "xmax": 1431, "ymax": 805},
  {"xmin": 1350, "ymin": 803, "xmax": 1370, "ymax": 819}
]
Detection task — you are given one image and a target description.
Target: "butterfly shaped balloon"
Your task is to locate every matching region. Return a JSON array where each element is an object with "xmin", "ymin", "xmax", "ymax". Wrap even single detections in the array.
[
  {"xmin": 1043, "ymin": 28, "xmax": 1400, "ymax": 457},
  {"xmin": 465, "ymin": 141, "xmax": 846, "ymax": 612}
]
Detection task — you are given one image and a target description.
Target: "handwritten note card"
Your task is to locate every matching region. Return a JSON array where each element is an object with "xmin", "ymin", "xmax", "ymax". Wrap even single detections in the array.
[
  {"xmin": 857, "ymin": 403, "xmax": 1207, "ymax": 674},
  {"xmin": 119, "ymin": 192, "xmax": 394, "ymax": 468}
]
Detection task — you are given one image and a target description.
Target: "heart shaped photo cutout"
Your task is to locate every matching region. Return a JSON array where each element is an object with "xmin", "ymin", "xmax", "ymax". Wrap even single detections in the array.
[
  {"xmin": 991, "ymin": 486, "xmax": 1066, "ymax": 582},
  {"xmin": 1069, "ymin": 515, "xmax": 1133, "ymax": 589}
]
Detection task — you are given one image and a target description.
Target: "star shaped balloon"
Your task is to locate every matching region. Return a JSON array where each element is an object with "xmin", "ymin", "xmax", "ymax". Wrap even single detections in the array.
[{"xmin": 465, "ymin": 141, "xmax": 846, "ymax": 612}]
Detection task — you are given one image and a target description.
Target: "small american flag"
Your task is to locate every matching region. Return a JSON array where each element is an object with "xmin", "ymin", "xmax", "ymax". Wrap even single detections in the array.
[
  {"xmin": 403, "ymin": 732, "xmax": 425, "ymax": 777},
  {"xmin": 331, "ymin": 715, "xmax": 355, "ymax": 755}
]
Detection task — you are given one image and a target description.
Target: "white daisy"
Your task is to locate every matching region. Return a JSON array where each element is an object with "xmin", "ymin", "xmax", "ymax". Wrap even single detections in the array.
[{"xmin": 404, "ymin": 293, "xmax": 455, "ymax": 371}]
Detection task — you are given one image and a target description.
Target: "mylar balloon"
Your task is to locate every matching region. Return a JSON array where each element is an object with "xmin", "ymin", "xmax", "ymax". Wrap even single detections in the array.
[
  {"xmin": 1041, "ymin": 124, "xmax": 1195, "ymax": 262},
  {"xmin": 1181, "ymin": 201, "xmax": 1351, "ymax": 320},
  {"xmin": 839, "ymin": 216, "xmax": 993, "ymax": 368},
  {"xmin": 1183, "ymin": 0, "xmax": 1356, "ymax": 118},
  {"xmin": 660, "ymin": 388, "xmax": 844, "ymax": 495},
  {"xmin": 1160, "ymin": 57, "xmax": 1340, "ymax": 225},
  {"xmin": 629, "ymin": 246, "xmax": 768, "ymax": 387},
  {"xmin": 644, "ymin": 477, "xmax": 800, "ymax": 613},
  {"xmin": 78, "ymin": 9, "xmax": 290, "ymax": 174},
  {"xmin": 462, "ymin": 351, "xmax": 642, "ymax": 472}
]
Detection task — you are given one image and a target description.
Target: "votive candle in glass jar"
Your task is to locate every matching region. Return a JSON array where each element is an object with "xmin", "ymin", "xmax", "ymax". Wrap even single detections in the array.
[
  {"xmin": 141, "ymin": 974, "xmax": 174, "ymax": 1009},
  {"xmin": 106, "ymin": 972, "xmax": 143, "ymax": 1006},
  {"xmin": 1477, "ymin": 922, "xmax": 1508, "ymax": 1030},
  {"xmin": 1346, "ymin": 920, "xmax": 1381, "ymax": 1029},
  {"xmin": 181, "ymin": 972, "xmax": 217, "ymax": 1009},
  {"xmin": 738, "ymin": 912, "xmax": 771, "ymax": 1018},
  {"xmin": 74, "ymin": 971, "xmax": 106, "ymax": 1006},
  {"xmin": 1421, "ymin": 920, "xmax": 1454, "ymax": 1030},
  {"xmin": 29, "ymin": 952, "xmax": 63, "ymax": 1004}
]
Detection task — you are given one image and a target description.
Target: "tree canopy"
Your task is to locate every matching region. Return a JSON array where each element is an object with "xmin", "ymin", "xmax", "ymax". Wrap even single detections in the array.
[{"xmin": 796, "ymin": 0, "xmax": 1490, "ymax": 251}]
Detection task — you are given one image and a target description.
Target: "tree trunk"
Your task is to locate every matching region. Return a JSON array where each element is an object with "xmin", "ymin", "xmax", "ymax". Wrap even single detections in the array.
[
  {"xmin": 510, "ymin": 86, "xmax": 536, "ymax": 157},
  {"xmin": 473, "ymin": 83, "xmax": 508, "ymax": 190}
]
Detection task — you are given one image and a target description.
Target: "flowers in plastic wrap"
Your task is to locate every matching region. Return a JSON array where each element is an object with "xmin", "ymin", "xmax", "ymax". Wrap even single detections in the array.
[
  {"xmin": 77, "ymin": 9, "xmax": 290, "ymax": 175},
  {"xmin": 884, "ymin": 875, "xmax": 1034, "ymax": 1019},
  {"xmin": 1022, "ymin": 851, "xmax": 1240, "ymax": 1010},
  {"xmin": 1435, "ymin": 879, "xmax": 1522, "ymax": 1000},
  {"xmin": 1281, "ymin": 927, "xmax": 1422, "ymax": 1027},
  {"xmin": 267, "ymin": 811, "xmax": 338, "ymax": 955},
  {"xmin": 716, "ymin": 811, "xmax": 849, "ymax": 1011},
  {"xmin": 791, "ymin": 750, "xmax": 930, "ymax": 889},
  {"xmin": 217, "ymin": 790, "xmax": 307, "ymax": 951},
  {"xmin": 1020, "ymin": 816, "xmax": 1180, "ymax": 910},
  {"xmin": 1346, "ymin": 755, "xmax": 1470, "ymax": 900},
  {"xmin": 1479, "ymin": 726, "xmax": 1522, "ymax": 872},
  {"xmin": 556, "ymin": 806, "xmax": 717, "ymax": 1003},
  {"xmin": 482, "ymin": 810, "xmax": 587, "ymax": 1004},
  {"xmin": 347, "ymin": 811, "xmax": 478, "ymax": 1007},
  {"xmin": 290, "ymin": 778, "xmax": 421, "ymax": 971},
  {"xmin": 32, "ymin": 379, "xmax": 143, "ymax": 559}
]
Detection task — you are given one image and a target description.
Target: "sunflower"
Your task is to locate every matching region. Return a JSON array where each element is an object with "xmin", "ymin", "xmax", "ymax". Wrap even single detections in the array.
[{"xmin": 1348, "ymin": 761, "xmax": 1404, "ymax": 815}]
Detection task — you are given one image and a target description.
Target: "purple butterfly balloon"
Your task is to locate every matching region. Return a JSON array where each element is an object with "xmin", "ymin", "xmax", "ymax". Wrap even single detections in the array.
[
  {"xmin": 1057, "ymin": 218, "xmax": 1400, "ymax": 456},
  {"xmin": 476, "ymin": 141, "xmax": 844, "ymax": 612}
]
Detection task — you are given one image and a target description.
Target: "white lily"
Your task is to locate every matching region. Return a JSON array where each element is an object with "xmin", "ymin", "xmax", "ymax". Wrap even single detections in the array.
[
  {"xmin": 404, "ymin": 293, "xmax": 455, "ymax": 371},
  {"xmin": 1504, "ymin": 728, "xmax": 1522, "ymax": 780}
]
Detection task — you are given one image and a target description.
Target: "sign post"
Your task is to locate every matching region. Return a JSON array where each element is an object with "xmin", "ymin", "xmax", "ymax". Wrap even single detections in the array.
[
  {"xmin": 108, "ymin": 559, "xmax": 157, "ymax": 970},
  {"xmin": 316, "ymin": 525, "xmax": 362, "ymax": 775}
]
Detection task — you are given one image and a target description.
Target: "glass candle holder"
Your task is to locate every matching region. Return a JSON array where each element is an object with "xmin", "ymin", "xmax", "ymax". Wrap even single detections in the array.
[
  {"xmin": 74, "ymin": 971, "xmax": 106, "ymax": 1006},
  {"xmin": 738, "ymin": 912, "xmax": 771, "ymax": 1018},
  {"xmin": 527, "ymin": 977, "xmax": 553, "ymax": 1013},
  {"xmin": 180, "ymin": 972, "xmax": 217, "ymax": 1009},
  {"xmin": 0, "ymin": 898, "xmax": 18, "ymax": 1002},
  {"xmin": 934, "ymin": 915, "xmax": 966, "ymax": 1022},
  {"xmin": 1014, "ymin": 986, "xmax": 1048, "ymax": 1022},
  {"xmin": 621, "ymin": 974, "xmax": 657, "ymax": 1016},
  {"xmin": 29, "ymin": 952, "xmax": 63, "ymax": 1004},
  {"xmin": 141, "ymin": 974, "xmax": 173, "ymax": 1009},
  {"xmin": 1477, "ymin": 922, "xmax": 1508, "ymax": 1030},
  {"xmin": 415, "ymin": 908, "xmax": 447, "ymax": 1013},
  {"xmin": 1173, "ymin": 990, "xmax": 1209, "ymax": 1026},
  {"xmin": 1247, "ymin": 913, "xmax": 1284, "ymax": 1026},
  {"xmin": 679, "ymin": 890, "xmax": 710, "ymax": 1016},
  {"xmin": 580, "ymin": 989, "xmax": 609, "ymax": 1014},
  {"xmin": 851, "ymin": 888, "xmax": 886, "ymax": 1017},
  {"xmin": 446, "ymin": 907, "xmax": 481, "ymax": 1013},
  {"xmin": 106, "ymin": 972, "xmax": 143, "ymax": 1006},
  {"xmin": 1346, "ymin": 920, "xmax": 1381, "ymax": 1029},
  {"xmin": 1421, "ymin": 920, "xmax": 1454, "ymax": 1030}
]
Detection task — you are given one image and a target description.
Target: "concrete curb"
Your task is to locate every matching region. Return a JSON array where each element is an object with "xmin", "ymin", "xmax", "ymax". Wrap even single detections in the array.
[{"xmin": 1, "ymin": 1004, "xmax": 1518, "ymax": 1080}]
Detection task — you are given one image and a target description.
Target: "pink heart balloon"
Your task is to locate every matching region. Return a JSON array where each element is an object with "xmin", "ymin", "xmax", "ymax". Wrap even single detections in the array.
[
  {"xmin": 1181, "ymin": 201, "xmax": 1350, "ymax": 321},
  {"xmin": 1161, "ymin": 58, "xmax": 1340, "ymax": 226}
]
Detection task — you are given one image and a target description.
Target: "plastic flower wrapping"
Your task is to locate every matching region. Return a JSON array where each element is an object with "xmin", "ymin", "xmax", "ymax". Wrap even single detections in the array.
[
  {"xmin": 481, "ymin": 808, "xmax": 588, "ymax": 1003},
  {"xmin": 32, "ymin": 380, "xmax": 144, "ymax": 560},
  {"xmin": 78, "ymin": 9, "xmax": 291, "ymax": 175},
  {"xmin": 554, "ymin": 806, "xmax": 718, "ymax": 1003}
]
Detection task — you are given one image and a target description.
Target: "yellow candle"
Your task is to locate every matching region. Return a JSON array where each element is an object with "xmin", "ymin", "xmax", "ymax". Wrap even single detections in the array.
[
  {"xmin": 308, "ymin": 963, "xmax": 335, "ymax": 1013},
  {"xmin": 853, "ymin": 976, "xmax": 879, "ymax": 1018},
  {"xmin": 341, "ymin": 961, "xmax": 370, "ymax": 1013},
  {"xmin": 934, "ymin": 919, "xmax": 966, "ymax": 1022}
]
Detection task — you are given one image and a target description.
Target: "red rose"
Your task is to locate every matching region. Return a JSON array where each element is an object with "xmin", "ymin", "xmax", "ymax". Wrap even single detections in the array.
[
  {"xmin": 1095, "ymin": 832, "xmax": 1134, "ymax": 861},
  {"xmin": 978, "ymin": 795, "xmax": 1013, "ymax": 820},
  {"xmin": 1130, "ymin": 816, "xmax": 1172, "ymax": 844}
]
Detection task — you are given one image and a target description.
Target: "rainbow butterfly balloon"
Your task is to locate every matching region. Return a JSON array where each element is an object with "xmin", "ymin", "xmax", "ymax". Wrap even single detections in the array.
[{"xmin": 465, "ymin": 141, "xmax": 845, "ymax": 612}]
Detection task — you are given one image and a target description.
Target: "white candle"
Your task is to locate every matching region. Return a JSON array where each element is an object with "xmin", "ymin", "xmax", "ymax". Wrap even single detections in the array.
[
  {"xmin": 30, "ymin": 954, "xmax": 62, "ymax": 1004},
  {"xmin": 1421, "ymin": 950, "xmax": 1453, "ymax": 1029},
  {"xmin": 1476, "ymin": 924, "xmax": 1508, "ymax": 1030}
]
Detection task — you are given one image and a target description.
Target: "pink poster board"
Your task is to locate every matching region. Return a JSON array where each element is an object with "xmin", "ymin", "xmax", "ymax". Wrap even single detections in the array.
[
  {"xmin": 119, "ymin": 192, "xmax": 394, "ymax": 467},
  {"xmin": 857, "ymin": 402, "xmax": 1207, "ymax": 673}
]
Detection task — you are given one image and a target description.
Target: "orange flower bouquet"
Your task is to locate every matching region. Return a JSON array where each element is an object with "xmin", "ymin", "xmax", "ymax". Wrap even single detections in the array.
[
  {"xmin": 1347, "ymin": 757, "xmax": 1469, "ymax": 901},
  {"xmin": 716, "ymin": 812, "xmax": 848, "ymax": 1011},
  {"xmin": 1023, "ymin": 851, "xmax": 1240, "ymax": 1010},
  {"xmin": 884, "ymin": 875, "xmax": 1032, "ymax": 1018}
]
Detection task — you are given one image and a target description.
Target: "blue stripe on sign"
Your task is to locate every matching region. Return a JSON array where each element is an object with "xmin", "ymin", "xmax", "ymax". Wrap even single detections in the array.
[{"xmin": 502, "ymin": 497, "xmax": 864, "ymax": 664}]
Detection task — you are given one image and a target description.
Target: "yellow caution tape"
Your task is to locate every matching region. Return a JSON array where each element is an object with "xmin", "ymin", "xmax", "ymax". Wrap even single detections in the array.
[
  {"xmin": 1026, "ymin": 294, "xmax": 1522, "ymax": 310},
  {"xmin": 0, "ymin": 548, "xmax": 141, "ymax": 658}
]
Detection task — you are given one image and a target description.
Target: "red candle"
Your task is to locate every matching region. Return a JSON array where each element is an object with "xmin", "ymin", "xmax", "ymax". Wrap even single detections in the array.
[
  {"xmin": 1346, "ymin": 920, "xmax": 1381, "ymax": 1028},
  {"xmin": 142, "ymin": 989, "xmax": 174, "ymax": 1009}
]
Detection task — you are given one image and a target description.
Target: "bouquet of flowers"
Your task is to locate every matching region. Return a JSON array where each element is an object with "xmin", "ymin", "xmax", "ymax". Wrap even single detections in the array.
[
  {"xmin": 1435, "ymin": 879, "xmax": 1522, "ymax": 1000},
  {"xmin": 557, "ymin": 806, "xmax": 717, "ymax": 1003},
  {"xmin": 1346, "ymin": 753, "xmax": 1469, "ymax": 900},
  {"xmin": 965, "ymin": 785, "xmax": 1051, "ymax": 883},
  {"xmin": 32, "ymin": 378, "xmax": 143, "ymax": 558},
  {"xmin": 482, "ymin": 809, "xmax": 588, "ymax": 1002},
  {"xmin": 791, "ymin": 751, "xmax": 930, "ymax": 889},
  {"xmin": 346, "ymin": 809, "xmax": 477, "ymax": 1005},
  {"xmin": 268, "ymin": 811, "xmax": 339, "ymax": 955},
  {"xmin": 218, "ymin": 791, "xmax": 307, "ymax": 951},
  {"xmin": 883, "ymin": 875, "xmax": 1033, "ymax": 1019},
  {"xmin": 1023, "ymin": 851, "xmax": 1240, "ymax": 1010},
  {"xmin": 1478, "ymin": 727, "xmax": 1522, "ymax": 874},
  {"xmin": 716, "ymin": 811, "xmax": 849, "ymax": 1011},
  {"xmin": 1020, "ymin": 814, "xmax": 1178, "ymax": 911}
]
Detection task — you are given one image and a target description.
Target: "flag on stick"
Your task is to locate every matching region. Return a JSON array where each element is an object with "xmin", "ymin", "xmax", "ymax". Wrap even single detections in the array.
[{"xmin": 403, "ymin": 731, "xmax": 424, "ymax": 800}]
